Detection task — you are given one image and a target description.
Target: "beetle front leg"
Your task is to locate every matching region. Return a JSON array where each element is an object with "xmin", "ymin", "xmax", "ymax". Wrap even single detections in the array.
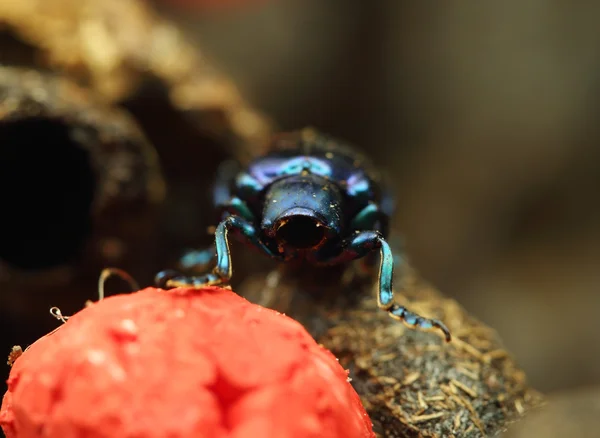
[
  {"xmin": 156, "ymin": 215, "xmax": 278, "ymax": 289},
  {"xmin": 317, "ymin": 231, "xmax": 451, "ymax": 342},
  {"xmin": 350, "ymin": 202, "xmax": 385, "ymax": 231},
  {"xmin": 349, "ymin": 202, "xmax": 392, "ymax": 273},
  {"xmin": 178, "ymin": 197, "xmax": 256, "ymax": 273}
]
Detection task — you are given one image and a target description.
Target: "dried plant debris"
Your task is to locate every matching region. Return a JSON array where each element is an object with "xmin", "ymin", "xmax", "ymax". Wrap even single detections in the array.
[
  {"xmin": 239, "ymin": 268, "xmax": 543, "ymax": 438},
  {"xmin": 0, "ymin": 0, "xmax": 273, "ymax": 160},
  {"xmin": 6, "ymin": 346, "xmax": 23, "ymax": 367}
]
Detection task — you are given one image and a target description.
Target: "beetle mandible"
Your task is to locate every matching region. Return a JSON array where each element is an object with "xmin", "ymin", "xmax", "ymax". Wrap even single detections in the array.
[{"xmin": 155, "ymin": 128, "xmax": 451, "ymax": 341}]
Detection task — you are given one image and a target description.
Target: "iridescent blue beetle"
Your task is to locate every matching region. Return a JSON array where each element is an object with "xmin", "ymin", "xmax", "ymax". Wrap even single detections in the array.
[{"xmin": 156, "ymin": 128, "xmax": 451, "ymax": 341}]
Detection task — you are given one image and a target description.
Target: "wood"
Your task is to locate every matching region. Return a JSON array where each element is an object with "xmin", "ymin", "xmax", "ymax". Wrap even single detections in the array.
[{"xmin": 239, "ymin": 266, "xmax": 544, "ymax": 437}]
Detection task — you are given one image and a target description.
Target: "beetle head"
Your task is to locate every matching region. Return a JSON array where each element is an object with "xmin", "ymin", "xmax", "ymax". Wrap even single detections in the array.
[
  {"xmin": 274, "ymin": 208, "xmax": 327, "ymax": 249},
  {"xmin": 261, "ymin": 174, "xmax": 343, "ymax": 252}
]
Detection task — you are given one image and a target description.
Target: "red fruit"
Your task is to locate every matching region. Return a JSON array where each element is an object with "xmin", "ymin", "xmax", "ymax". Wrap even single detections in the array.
[{"xmin": 1, "ymin": 287, "xmax": 374, "ymax": 438}]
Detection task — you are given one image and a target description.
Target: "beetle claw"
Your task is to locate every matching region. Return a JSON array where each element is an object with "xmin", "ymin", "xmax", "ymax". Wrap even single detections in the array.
[
  {"xmin": 155, "ymin": 270, "xmax": 182, "ymax": 289},
  {"xmin": 388, "ymin": 304, "xmax": 452, "ymax": 342}
]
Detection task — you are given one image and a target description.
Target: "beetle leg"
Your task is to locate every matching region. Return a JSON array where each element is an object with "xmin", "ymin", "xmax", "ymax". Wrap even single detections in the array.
[
  {"xmin": 179, "ymin": 197, "xmax": 256, "ymax": 273},
  {"xmin": 350, "ymin": 202, "xmax": 382, "ymax": 230},
  {"xmin": 212, "ymin": 160, "xmax": 241, "ymax": 207},
  {"xmin": 217, "ymin": 196, "xmax": 255, "ymax": 222},
  {"xmin": 212, "ymin": 161, "xmax": 247, "ymax": 219},
  {"xmin": 349, "ymin": 203, "xmax": 391, "ymax": 273},
  {"xmin": 234, "ymin": 171, "xmax": 264, "ymax": 199},
  {"xmin": 350, "ymin": 200, "xmax": 391, "ymax": 235},
  {"xmin": 156, "ymin": 215, "xmax": 279, "ymax": 289},
  {"xmin": 212, "ymin": 160, "xmax": 257, "ymax": 222},
  {"xmin": 316, "ymin": 231, "xmax": 451, "ymax": 342}
]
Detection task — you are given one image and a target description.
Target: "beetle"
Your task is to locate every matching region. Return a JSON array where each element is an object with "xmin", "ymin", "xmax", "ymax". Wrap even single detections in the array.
[{"xmin": 155, "ymin": 128, "xmax": 451, "ymax": 341}]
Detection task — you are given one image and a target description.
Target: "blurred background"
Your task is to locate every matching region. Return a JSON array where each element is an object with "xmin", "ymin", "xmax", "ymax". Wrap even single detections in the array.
[
  {"xmin": 160, "ymin": 0, "xmax": 600, "ymax": 393},
  {"xmin": 2, "ymin": 0, "xmax": 600, "ymax": 431}
]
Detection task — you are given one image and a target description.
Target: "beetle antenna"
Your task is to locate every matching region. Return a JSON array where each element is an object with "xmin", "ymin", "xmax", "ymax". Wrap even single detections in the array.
[
  {"xmin": 42, "ymin": 269, "xmax": 139, "ymax": 336},
  {"xmin": 49, "ymin": 306, "xmax": 69, "ymax": 323},
  {"xmin": 98, "ymin": 267, "xmax": 140, "ymax": 301},
  {"xmin": 18, "ymin": 305, "xmax": 71, "ymax": 353}
]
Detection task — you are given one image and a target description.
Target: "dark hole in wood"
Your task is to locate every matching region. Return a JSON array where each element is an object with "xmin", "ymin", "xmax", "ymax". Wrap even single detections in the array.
[{"xmin": 0, "ymin": 117, "xmax": 96, "ymax": 269}]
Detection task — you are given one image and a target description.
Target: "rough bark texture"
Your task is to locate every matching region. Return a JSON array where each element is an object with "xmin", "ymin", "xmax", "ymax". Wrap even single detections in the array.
[{"xmin": 238, "ymin": 266, "xmax": 543, "ymax": 437}]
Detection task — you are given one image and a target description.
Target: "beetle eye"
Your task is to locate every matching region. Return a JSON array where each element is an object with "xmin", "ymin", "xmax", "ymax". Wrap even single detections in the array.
[{"xmin": 276, "ymin": 216, "xmax": 326, "ymax": 249}]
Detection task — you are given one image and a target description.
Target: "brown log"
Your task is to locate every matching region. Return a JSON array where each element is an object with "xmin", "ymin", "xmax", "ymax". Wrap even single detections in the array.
[{"xmin": 238, "ymin": 266, "xmax": 543, "ymax": 437}]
